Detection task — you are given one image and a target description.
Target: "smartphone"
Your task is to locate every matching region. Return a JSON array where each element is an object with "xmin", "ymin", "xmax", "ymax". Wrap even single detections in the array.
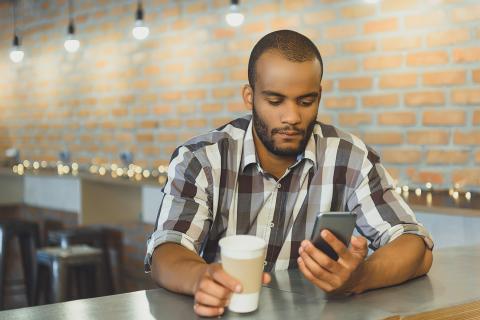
[{"xmin": 310, "ymin": 212, "xmax": 357, "ymax": 261}]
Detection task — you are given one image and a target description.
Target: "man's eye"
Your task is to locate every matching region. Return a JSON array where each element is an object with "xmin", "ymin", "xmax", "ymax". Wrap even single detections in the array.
[
  {"xmin": 300, "ymin": 100, "xmax": 314, "ymax": 106},
  {"xmin": 268, "ymin": 100, "xmax": 282, "ymax": 106}
]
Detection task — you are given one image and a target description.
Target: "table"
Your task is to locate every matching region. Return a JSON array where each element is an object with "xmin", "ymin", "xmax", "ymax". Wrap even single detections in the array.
[{"xmin": 1, "ymin": 246, "xmax": 479, "ymax": 320}]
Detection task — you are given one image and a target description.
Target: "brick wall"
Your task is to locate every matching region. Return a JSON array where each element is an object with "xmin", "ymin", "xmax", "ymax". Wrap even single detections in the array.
[{"xmin": 0, "ymin": 0, "xmax": 479, "ymax": 190}]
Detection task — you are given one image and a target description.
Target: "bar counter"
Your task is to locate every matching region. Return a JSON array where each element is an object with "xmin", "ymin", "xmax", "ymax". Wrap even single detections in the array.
[{"xmin": 1, "ymin": 245, "xmax": 478, "ymax": 320}]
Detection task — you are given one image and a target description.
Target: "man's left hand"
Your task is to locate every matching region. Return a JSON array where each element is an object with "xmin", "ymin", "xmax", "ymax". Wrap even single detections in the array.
[{"xmin": 297, "ymin": 230, "xmax": 368, "ymax": 296}]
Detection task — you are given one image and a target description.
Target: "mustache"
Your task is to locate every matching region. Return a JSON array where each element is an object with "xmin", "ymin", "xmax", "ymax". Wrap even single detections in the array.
[{"xmin": 271, "ymin": 126, "xmax": 305, "ymax": 135}]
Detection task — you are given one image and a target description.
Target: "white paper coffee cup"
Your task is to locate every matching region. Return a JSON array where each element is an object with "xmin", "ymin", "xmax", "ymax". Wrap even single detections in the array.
[{"xmin": 219, "ymin": 235, "xmax": 267, "ymax": 313}]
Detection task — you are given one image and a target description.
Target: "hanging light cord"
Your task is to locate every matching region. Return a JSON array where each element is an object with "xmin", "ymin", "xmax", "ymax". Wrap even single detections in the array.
[
  {"xmin": 68, "ymin": 0, "xmax": 75, "ymax": 34},
  {"xmin": 12, "ymin": 0, "xmax": 17, "ymax": 37}
]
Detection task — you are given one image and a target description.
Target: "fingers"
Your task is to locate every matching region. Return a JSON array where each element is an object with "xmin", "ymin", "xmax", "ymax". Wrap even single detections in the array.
[
  {"xmin": 297, "ymin": 256, "xmax": 335, "ymax": 292},
  {"xmin": 197, "ymin": 276, "xmax": 232, "ymax": 299},
  {"xmin": 321, "ymin": 230, "xmax": 349, "ymax": 259},
  {"xmin": 298, "ymin": 246, "xmax": 341, "ymax": 288},
  {"xmin": 262, "ymin": 272, "xmax": 271, "ymax": 284},
  {"xmin": 194, "ymin": 303, "xmax": 224, "ymax": 317},
  {"xmin": 300, "ymin": 240, "xmax": 342, "ymax": 274},
  {"xmin": 209, "ymin": 264, "xmax": 242, "ymax": 293}
]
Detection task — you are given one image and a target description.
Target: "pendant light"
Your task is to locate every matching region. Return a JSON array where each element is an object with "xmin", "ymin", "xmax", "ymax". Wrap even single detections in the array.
[
  {"xmin": 132, "ymin": 0, "xmax": 149, "ymax": 40},
  {"xmin": 9, "ymin": 0, "xmax": 24, "ymax": 63},
  {"xmin": 225, "ymin": 0, "xmax": 244, "ymax": 27},
  {"xmin": 64, "ymin": 0, "xmax": 80, "ymax": 53}
]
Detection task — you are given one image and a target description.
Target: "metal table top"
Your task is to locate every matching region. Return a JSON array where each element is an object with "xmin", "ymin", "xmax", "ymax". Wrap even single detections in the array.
[{"xmin": 1, "ymin": 246, "xmax": 479, "ymax": 320}]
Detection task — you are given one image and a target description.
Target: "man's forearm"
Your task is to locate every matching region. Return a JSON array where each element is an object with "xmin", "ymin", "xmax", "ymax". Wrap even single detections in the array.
[
  {"xmin": 150, "ymin": 243, "xmax": 208, "ymax": 295},
  {"xmin": 353, "ymin": 234, "xmax": 433, "ymax": 294}
]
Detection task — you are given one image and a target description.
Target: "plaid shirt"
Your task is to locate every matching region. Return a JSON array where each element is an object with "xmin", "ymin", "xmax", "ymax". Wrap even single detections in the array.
[{"xmin": 145, "ymin": 115, "xmax": 433, "ymax": 272}]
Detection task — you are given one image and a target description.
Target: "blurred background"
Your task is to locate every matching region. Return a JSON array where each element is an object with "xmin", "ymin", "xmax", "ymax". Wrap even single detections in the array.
[{"xmin": 0, "ymin": 0, "xmax": 478, "ymax": 311}]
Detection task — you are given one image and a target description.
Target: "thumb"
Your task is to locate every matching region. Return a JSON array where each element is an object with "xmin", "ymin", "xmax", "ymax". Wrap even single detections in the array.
[{"xmin": 350, "ymin": 236, "xmax": 368, "ymax": 254}]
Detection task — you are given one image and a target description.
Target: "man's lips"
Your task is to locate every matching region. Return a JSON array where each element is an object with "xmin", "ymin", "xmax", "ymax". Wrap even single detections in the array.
[{"xmin": 276, "ymin": 131, "xmax": 302, "ymax": 136}]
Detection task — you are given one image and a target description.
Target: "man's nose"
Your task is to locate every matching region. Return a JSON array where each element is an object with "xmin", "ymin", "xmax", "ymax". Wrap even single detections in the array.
[{"xmin": 281, "ymin": 101, "xmax": 301, "ymax": 125}]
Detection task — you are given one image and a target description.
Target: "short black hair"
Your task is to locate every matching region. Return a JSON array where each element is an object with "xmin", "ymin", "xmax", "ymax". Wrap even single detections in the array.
[{"xmin": 247, "ymin": 30, "xmax": 324, "ymax": 90}]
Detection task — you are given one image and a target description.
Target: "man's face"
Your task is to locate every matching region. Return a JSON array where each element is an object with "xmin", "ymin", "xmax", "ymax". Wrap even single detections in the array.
[{"xmin": 249, "ymin": 50, "xmax": 322, "ymax": 157}]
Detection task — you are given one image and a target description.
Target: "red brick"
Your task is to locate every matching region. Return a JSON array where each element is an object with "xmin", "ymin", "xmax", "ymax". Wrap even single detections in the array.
[
  {"xmin": 338, "ymin": 77, "xmax": 372, "ymax": 90},
  {"xmin": 338, "ymin": 113, "xmax": 372, "ymax": 126},
  {"xmin": 451, "ymin": 89, "xmax": 480, "ymax": 104},
  {"xmin": 341, "ymin": 4, "xmax": 375, "ymax": 18},
  {"xmin": 382, "ymin": 36, "xmax": 421, "ymax": 51},
  {"xmin": 382, "ymin": 149, "xmax": 422, "ymax": 164},
  {"xmin": 324, "ymin": 25, "xmax": 357, "ymax": 39},
  {"xmin": 364, "ymin": 55, "xmax": 403, "ymax": 70},
  {"xmin": 407, "ymin": 170, "xmax": 445, "ymax": 185},
  {"xmin": 453, "ymin": 131, "xmax": 480, "ymax": 145},
  {"xmin": 153, "ymin": 105, "xmax": 172, "ymax": 115},
  {"xmin": 202, "ymin": 104, "xmax": 223, "ymax": 113},
  {"xmin": 364, "ymin": 18, "xmax": 398, "ymax": 34},
  {"xmin": 407, "ymin": 130, "xmax": 449, "ymax": 145},
  {"xmin": 405, "ymin": 10, "xmax": 446, "ymax": 29},
  {"xmin": 141, "ymin": 120, "xmax": 158, "ymax": 129},
  {"xmin": 328, "ymin": 59, "xmax": 358, "ymax": 73},
  {"xmin": 363, "ymin": 132, "xmax": 403, "ymax": 145},
  {"xmin": 405, "ymin": 92, "xmax": 445, "ymax": 106},
  {"xmin": 452, "ymin": 4, "xmax": 480, "ymax": 23},
  {"xmin": 452, "ymin": 169, "xmax": 480, "ymax": 186},
  {"xmin": 323, "ymin": 96, "xmax": 356, "ymax": 109},
  {"xmin": 378, "ymin": 112, "xmax": 416, "ymax": 125},
  {"xmin": 426, "ymin": 151, "xmax": 469, "ymax": 165},
  {"xmin": 423, "ymin": 110, "xmax": 465, "ymax": 126},
  {"xmin": 379, "ymin": 73, "xmax": 417, "ymax": 89},
  {"xmin": 362, "ymin": 94, "xmax": 398, "ymax": 108},
  {"xmin": 473, "ymin": 69, "xmax": 480, "ymax": 83},
  {"xmin": 453, "ymin": 47, "xmax": 480, "ymax": 63},
  {"xmin": 343, "ymin": 40, "xmax": 376, "ymax": 53},
  {"xmin": 476, "ymin": 151, "xmax": 480, "ymax": 164},
  {"xmin": 213, "ymin": 88, "xmax": 236, "ymax": 98},
  {"xmin": 304, "ymin": 10, "xmax": 336, "ymax": 25},
  {"xmin": 474, "ymin": 110, "xmax": 480, "ymax": 125},
  {"xmin": 407, "ymin": 51, "xmax": 449, "ymax": 66},
  {"xmin": 186, "ymin": 119, "xmax": 207, "ymax": 128},
  {"xmin": 423, "ymin": 71, "xmax": 466, "ymax": 86},
  {"xmin": 427, "ymin": 29, "xmax": 470, "ymax": 47},
  {"xmin": 136, "ymin": 133, "xmax": 153, "ymax": 143},
  {"xmin": 381, "ymin": 0, "xmax": 419, "ymax": 12}
]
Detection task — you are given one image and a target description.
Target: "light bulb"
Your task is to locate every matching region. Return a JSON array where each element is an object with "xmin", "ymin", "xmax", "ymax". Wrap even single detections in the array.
[
  {"xmin": 225, "ymin": 4, "xmax": 244, "ymax": 27},
  {"xmin": 64, "ymin": 38, "xmax": 80, "ymax": 53},
  {"xmin": 9, "ymin": 47, "xmax": 24, "ymax": 63},
  {"xmin": 64, "ymin": 22, "xmax": 80, "ymax": 53},
  {"xmin": 132, "ymin": 19, "xmax": 149, "ymax": 40}
]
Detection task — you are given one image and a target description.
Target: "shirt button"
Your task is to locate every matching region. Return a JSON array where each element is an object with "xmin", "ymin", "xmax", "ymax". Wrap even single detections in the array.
[
  {"xmin": 276, "ymin": 183, "xmax": 281, "ymax": 189},
  {"xmin": 263, "ymin": 261, "xmax": 267, "ymax": 266},
  {"xmin": 269, "ymin": 222, "xmax": 274, "ymax": 228}
]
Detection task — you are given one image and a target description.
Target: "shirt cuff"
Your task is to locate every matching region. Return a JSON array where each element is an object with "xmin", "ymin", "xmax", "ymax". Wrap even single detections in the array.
[
  {"xmin": 373, "ymin": 223, "xmax": 434, "ymax": 251},
  {"xmin": 144, "ymin": 229, "xmax": 198, "ymax": 273}
]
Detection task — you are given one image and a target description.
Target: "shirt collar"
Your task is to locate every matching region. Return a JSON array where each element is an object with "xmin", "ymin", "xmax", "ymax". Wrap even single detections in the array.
[{"xmin": 241, "ymin": 118, "xmax": 317, "ymax": 172}]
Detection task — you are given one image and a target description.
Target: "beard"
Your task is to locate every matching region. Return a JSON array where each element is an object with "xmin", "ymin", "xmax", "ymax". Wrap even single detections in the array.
[{"xmin": 252, "ymin": 105, "xmax": 316, "ymax": 157}]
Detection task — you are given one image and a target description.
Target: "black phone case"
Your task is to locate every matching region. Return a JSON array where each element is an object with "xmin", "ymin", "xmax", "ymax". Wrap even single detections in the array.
[{"xmin": 310, "ymin": 213, "xmax": 357, "ymax": 261}]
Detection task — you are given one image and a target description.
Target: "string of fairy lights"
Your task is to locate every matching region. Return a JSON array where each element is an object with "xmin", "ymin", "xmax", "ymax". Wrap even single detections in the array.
[
  {"xmin": 11, "ymin": 160, "xmax": 169, "ymax": 185},
  {"xmin": 8, "ymin": 158, "xmax": 474, "ymax": 203},
  {"xmin": 7, "ymin": 0, "xmax": 246, "ymax": 63}
]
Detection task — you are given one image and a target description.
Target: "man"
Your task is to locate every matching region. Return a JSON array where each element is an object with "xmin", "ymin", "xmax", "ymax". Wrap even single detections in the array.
[{"xmin": 145, "ymin": 30, "xmax": 433, "ymax": 317}]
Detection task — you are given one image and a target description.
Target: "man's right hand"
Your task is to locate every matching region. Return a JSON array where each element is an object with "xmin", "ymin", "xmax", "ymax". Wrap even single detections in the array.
[
  {"xmin": 192, "ymin": 263, "xmax": 242, "ymax": 317},
  {"xmin": 192, "ymin": 263, "xmax": 272, "ymax": 317}
]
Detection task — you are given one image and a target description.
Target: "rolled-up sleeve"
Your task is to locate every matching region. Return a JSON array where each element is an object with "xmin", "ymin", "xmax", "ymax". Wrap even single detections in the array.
[
  {"xmin": 347, "ymin": 148, "xmax": 434, "ymax": 251},
  {"xmin": 144, "ymin": 146, "xmax": 212, "ymax": 272}
]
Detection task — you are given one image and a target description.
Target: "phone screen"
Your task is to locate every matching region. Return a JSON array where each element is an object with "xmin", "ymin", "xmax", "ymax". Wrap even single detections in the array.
[{"xmin": 310, "ymin": 212, "xmax": 357, "ymax": 261}]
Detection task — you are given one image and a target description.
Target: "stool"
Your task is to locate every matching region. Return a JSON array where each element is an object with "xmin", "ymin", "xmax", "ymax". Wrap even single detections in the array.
[
  {"xmin": 47, "ymin": 227, "xmax": 119, "ymax": 294},
  {"xmin": 35, "ymin": 245, "xmax": 104, "ymax": 304},
  {"xmin": 0, "ymin": 220, "xmax": 39, "ymax": 309}
]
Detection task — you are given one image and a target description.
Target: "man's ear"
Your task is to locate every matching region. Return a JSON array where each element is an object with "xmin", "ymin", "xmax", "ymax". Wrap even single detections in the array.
[{"xmin": 242, "ymin": 84, "xmax": 254, "ymax": 111}]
